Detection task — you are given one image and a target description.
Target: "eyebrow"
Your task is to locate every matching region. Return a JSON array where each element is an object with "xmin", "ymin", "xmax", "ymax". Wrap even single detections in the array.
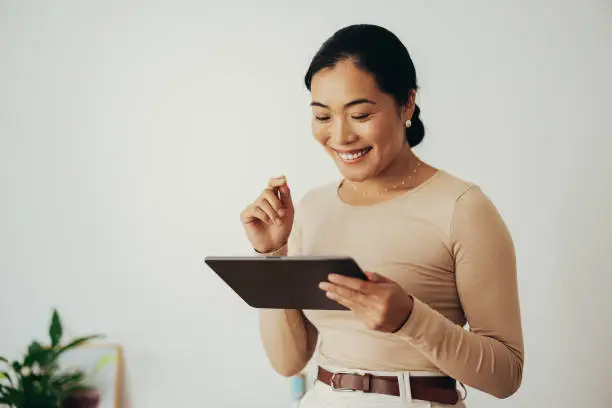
[{"xmin": 310, "ymin": 98, "xmax": 377, "ymax": 109}]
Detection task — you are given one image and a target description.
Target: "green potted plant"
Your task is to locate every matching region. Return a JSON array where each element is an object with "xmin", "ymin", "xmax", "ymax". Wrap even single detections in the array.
[{"xmin": 0, "ymin": 309, "xmax": 104, "ymax": 408}]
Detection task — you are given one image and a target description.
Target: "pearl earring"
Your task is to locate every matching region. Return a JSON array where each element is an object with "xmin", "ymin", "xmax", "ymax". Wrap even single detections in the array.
[{"xmin": 405, "ymin": 119, "xmax": 412, "ymax": 128}]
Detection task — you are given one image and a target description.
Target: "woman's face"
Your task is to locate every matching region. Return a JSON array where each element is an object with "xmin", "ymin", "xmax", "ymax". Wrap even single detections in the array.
[{"xmin": 310, "ymin": 59, "xmax": 415, "ymax": 182}]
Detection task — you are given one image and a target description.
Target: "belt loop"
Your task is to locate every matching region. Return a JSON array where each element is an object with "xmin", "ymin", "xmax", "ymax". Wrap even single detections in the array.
[
  {"xmin": 398, "ymin": 371, "xmax": 413, "ymax": 404},
  {"xmin": 362, "ymin": 373, "xmax": 373, "ymax": 393}
]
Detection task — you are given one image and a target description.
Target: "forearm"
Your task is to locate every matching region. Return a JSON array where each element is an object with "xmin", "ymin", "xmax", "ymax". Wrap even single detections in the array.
[
  {"xmin": 401, "ymin": 185, "xmax": 525, "ymax": 398},
  {"xmin": 259, "ymin": 309, "xmax": 317, "ymax": 377},
  {"xmin": 254, "ymin": 213, "xmax": 318, "ymax": 376},
  {"xmin": 256, "ymin": 240, "xmax": 318, "ymax": 376},
  {"xmin": 396, "ymin": 297, "xmax": 523, "ymax": 398}
]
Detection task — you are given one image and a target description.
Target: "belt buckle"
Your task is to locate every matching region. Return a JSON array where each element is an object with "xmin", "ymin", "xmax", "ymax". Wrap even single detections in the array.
[
  {"xmin": 330, "ymin": 371, "xmax": 372, "ymax": 393},
  {"xmin": 330, "ymin": 371, "xmax": 355, "ymax": 392}
]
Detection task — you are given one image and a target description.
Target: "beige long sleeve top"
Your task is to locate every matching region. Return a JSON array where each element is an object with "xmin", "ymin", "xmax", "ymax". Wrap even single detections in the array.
[{"xmin": 258, "ymin": 170, "xmax": 524, "ymax": 399}]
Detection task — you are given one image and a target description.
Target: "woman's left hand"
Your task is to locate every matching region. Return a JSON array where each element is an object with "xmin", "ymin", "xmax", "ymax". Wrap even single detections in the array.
[{"xmin": 319, "ymin": 271, "xmax": 414, "ymax": 333}]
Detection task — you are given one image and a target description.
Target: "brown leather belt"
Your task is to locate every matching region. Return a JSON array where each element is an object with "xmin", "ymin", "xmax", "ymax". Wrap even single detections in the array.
[{"xmin": 317, "ymin": 366, "xmax": 460, "ymax": 405}]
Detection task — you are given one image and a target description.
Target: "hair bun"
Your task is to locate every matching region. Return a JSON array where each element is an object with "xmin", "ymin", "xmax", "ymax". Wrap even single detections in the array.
[{"xmin": 406, "ymin": 104, "xmax": 425, "ymax": 147}]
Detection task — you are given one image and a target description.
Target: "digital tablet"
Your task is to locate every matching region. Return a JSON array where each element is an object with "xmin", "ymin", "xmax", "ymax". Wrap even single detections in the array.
[{"xmin": 204, "ymin": 255, "xmax": 368, "ymax": 310}]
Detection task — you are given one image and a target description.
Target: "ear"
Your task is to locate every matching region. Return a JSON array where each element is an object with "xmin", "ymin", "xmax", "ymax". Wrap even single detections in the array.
[{"xmin": 402, "ymin": 90, "xmax": 417, "ymax": 122}]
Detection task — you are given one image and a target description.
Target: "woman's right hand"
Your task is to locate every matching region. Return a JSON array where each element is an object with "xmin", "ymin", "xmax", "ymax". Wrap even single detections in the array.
[{"xmin": 240, "ymin": 176, "xmax": 295, "ymax": 253}]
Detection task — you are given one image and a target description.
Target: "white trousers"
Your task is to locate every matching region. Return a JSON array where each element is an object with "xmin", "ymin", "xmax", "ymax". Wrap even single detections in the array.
[{"xmin": 298, "ymin": 365, "xmax": 467, "ymax": 408}]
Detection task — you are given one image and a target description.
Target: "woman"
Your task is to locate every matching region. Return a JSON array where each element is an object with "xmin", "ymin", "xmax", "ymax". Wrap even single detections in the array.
[{"xmin": 240, "ymin": 24, "xmax": 524, "ymax": 407}]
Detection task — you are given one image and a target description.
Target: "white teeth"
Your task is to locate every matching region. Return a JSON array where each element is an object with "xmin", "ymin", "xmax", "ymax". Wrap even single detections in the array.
[{"xmin": 338, "ymin": 148, "xmax": 369, "ymax": 161}]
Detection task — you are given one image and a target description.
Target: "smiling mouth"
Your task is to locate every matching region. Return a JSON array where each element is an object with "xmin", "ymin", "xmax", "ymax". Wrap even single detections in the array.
[{"xmin": 333, "ymin": 147, "xmax": 372, "ymax": 163}]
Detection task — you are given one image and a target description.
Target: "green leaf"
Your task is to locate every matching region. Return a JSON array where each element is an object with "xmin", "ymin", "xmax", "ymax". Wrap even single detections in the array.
[
  {"xmin": 0, "ymin": 383, "xmax": 18, "ymax": 401},
  {"xmin": 49, "ymin": 309, "xmax": 63, "ymax": 347},
  {"xmin": 0, "ymin": 371, "xmax": 12, "ymax": 385},
  {"xmin": 57, "ymin": 335, "xmax": 104, "ymax": 356},
  {"xmin": 24, "ymin": 341, "xmax": 56, "ymax": 368},
  {"xmin": 53, "ymin": 370, "xmax": 85, "ymax": 386},
  {"xmin": 0, "ymin": 356, "xmax": 8, "ymax": 364},
  {"xmin": 27, "ymin": 341, "xmax": 44, "ymax": 355}
]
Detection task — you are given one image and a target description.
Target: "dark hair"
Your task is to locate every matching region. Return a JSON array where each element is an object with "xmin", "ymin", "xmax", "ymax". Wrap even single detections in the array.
[{"xmin": 304, "ymin": 24, "xmax": 425, "ymax": 147}]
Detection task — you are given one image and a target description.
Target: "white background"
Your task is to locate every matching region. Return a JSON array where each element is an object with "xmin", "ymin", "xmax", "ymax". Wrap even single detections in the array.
[{"xmin": 1, "ymin": 1, "xmax": 611, "ymax": 407}]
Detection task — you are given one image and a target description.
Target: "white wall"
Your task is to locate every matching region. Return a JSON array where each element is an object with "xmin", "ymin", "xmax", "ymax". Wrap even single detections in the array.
[{"xmin": 1, "ymin": 1, "xmax": 611, "ymax": 407}]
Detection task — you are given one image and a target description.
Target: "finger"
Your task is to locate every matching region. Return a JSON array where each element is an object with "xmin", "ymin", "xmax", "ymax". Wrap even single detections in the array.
[
  {"xmin": 268, "ymin": 176, "xmax": 293, "ymax": 210},
  {"xmin": 261, "ymin": 189, "xmax": 286, "ymax": 217},
  {"xmin": 320, "ymin": 282, "xmax": 367, "ymax": 305},
  {"xmin": 325, "ymin": 290, "xmax": 357, "ymax": 310},
  {"xmin": 278, "ymin": 182, "xmax": 293, "ymax": 209},
  {"xmin": 241, "ymin": 204, "xmax": 271, "ymax": 225},
  {"xmin": 325, "ymin": 290, "xmax": 377, "ymax": 327},
  {"xmin": 257, "ymin": 198, "xmax": 282, "ymax": 224},
  {"xmin": 328, "ymin": 274, "xmax": 371, "ymax": 293},
  {"xmin": 364, "ymin": 272, "xmax": 393, "ymax": 283},
  {"xmin": 267, "ymin": 175, "xmax": 287, "ymax": 191}
]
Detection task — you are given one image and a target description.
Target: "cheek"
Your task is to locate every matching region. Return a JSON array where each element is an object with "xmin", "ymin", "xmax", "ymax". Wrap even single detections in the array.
[
  {"xmin": 312, "ymin": 121, "xmax": 329, "ymax": 144},
  {"xmin": 355, "ymin": 119, "xmax": 391, "ymax": 146}
]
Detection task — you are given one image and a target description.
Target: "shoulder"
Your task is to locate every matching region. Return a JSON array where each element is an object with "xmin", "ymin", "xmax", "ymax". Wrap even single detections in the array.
[
  {"xmin": 424, "ymin": 170, "xmax": 498, "ymax": 210},
  {"xmin": 413, "ymin": 170, "xmax": 505, "ymax": 234},
  {"xmin": 408, "ymin": 170, "xmax": 478, "ymax": 219},
  {"xmin": 438, "ymin": 172, "xmax": 511, "ymax": 243},
  {"xmin": 427, "ymin": 170, "xmax": 478, "ymax": 201},
  {"xmin": 435, "ymin": 171, "xmax": 500, "ymax": 216}
]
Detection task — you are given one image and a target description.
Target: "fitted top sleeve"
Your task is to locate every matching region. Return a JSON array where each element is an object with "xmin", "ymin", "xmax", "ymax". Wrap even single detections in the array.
[
  {"xmin": 394, "ymin": 185, "xmax": 524, "ymax": 398},
  {"xmin": 257, "ymin": 207, "xmax": 319, "ymax": 377}
]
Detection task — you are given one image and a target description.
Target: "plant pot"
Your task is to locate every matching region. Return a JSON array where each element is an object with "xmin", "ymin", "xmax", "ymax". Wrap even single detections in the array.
[{"xmin": 62, "ymin": 389, "xmax": 101, "ymax": 408}]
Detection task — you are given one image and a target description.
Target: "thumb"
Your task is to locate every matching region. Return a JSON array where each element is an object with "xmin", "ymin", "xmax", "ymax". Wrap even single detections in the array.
[
  {"xmin": 365, "ymin": 271, "xmax": 392, "ymax": 283},
  {"xmin": 279, "ymin": 180, "xmax": 293, "ymax": 208}
]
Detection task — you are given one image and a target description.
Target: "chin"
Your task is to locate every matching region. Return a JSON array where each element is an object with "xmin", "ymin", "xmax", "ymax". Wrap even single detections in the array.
[{"xmin": 336, "ymin": 164, "xmax": 376, "ymax": 182}]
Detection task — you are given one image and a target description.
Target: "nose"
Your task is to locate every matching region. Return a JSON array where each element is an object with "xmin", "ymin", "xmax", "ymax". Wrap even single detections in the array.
[{"xmin": 330, "ymin": 117, "xmax": 357, "ymax": 145}]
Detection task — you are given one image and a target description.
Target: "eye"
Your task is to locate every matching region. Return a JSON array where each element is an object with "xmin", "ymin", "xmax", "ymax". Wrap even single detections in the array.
[
  {"xmin": 352, "ymin": 113, "xmax": 371, "ymax": 120},
  {"xmin": 315, "ymin": 115, "xmax": 331, "ymax": 122}
]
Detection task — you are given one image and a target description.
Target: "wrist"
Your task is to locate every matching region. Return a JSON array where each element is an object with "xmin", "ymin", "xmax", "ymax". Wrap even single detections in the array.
[
  {"xmin": 254, "ymin": 241, "xmax": 287, "ymax": 255},
  {"xmin": 392, "ymin": 294, "xmax": 414, "ymax": 333}
]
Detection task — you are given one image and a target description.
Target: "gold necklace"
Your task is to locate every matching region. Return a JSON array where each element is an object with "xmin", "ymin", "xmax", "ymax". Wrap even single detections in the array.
[{"xmin": 346, "ymin": 160, "xmax": 423, "ymax": 197}]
